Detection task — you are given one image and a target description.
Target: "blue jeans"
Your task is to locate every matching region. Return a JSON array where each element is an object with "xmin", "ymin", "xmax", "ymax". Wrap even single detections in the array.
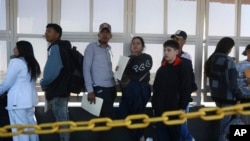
[
  {"xmin": 215, "ymin": 102, "xmax": 232, "ymax": 141},
  {"xmin": 48, "ymin": 97, "xmax": 70, "ymax": 141},
  {"xmin": 181, "ymin": 105, "xmax": 194, "ymax": 141}
]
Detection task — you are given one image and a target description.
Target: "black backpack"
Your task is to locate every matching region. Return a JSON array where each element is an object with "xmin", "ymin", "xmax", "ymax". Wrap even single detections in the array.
[{"xmin": 58, "ymin": 40, "xmax": 85, "ymax": 94}]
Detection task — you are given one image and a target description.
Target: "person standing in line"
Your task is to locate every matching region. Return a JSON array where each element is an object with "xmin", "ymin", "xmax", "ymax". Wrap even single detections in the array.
[
  {"xmin": 40, "ymin": 23, "xmax": 71, "ymax": 141},
  {"xmin": 83, "ymin": 23, "xmax": 117, "ymax": 118},
  {"xmin": 152, "ymin": 40, "xmax": 193, "ymax": 141},
  {"xmin": 171, "ymin": 30, "xmax": 191, "ymax": 60},
  {"xmin": 204, "ymin": 37, "xmax": 242, "ymax": 141},
  {"xmin": 171, "ymin": 30, "xmax": 197, "ymax": 141},
  {"xmin": 236, "ymin": 44, "xmax": 250, "ymax": 124},
  {"xmin": 0, "ymin": 41, "xmax": 41, "ymax": 141},
  {"xmin": 0, "ymin": 92, "xmax": 12, "ymax": 141},
  {"xmin": 0, "ymin": 56, "xmax": 14, "ymax": 141},
  {"xmin": 117, "ymin": 36, "xmax": 152, "ymax": 141}
]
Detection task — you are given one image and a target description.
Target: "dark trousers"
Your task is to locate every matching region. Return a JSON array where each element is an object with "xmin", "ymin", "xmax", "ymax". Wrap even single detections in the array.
[
  {"xmin": 117, "ymin": 81, "xmax": 151, "ymax": 141},
  {"xmin": 93, "ymin": 86, "xmax": 117, "ymax": 118},
  {"xmin": 155, "ymin": 123, "xmax": 181, "ymax": 141},
  {"xmin": 0, "ymin": 96, "xmax": 12, "ymax": 141}
]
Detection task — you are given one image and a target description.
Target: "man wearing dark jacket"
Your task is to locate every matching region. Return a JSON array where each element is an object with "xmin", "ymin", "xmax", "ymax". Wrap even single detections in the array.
[
  {"xmin": 152, "ymin": 40, "xmax": 193, "ymax": 141},
  {"xmin": 171, "ymin": 30, "xmax": 197, "ymax": 141},
  {"xmin": 40, "ymin": 23, "xmax": 71, "ymax": 141}
]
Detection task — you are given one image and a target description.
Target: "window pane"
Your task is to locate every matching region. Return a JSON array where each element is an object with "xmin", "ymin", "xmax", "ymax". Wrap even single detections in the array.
[
  {"xmin": 239, "ymin": 46, "xmax": 246, "ymax": 62},
  {"xmin": 240, "ymin": 0, "xmax": 250, "ymax": 36},
  {"xmin": 0, "ymin": 0, "xmax": 6, "ymax": 30},
  {"xmin": 143, "ymin": 44, "xmax": 162, "ymax": 84},
  {"xmin": 0, "ymin": 41, "xmax": 7, "ymax": 82},
  {"xmin": 61, "ymin": 0, "xmax": 90, "ymax": 32},
  {"xmin": 208, "ymin": 0, "xmax": 235, "ymax": 36},
  {"xmin": 167, "ymin": 0, "xmax": 197, "ymax": 35},
  {"xmin": 17, "ymin": 0, "xmax": 47, "ymax": 34},
  {"xmin": 18, "ymin": 38, "xmax": 47, "ymax": 72},
  {"xmin": 110, "ymin": 43, "xmax": 123, "ymax": 70},
  {"xmin": 93, "ymin": 0, "xmax": 124, "ymax": 33},
  {"xmin": 71, "ymin": 42, "xmax": 89, "ymax": 54},
  {"xmin": 135, "ymin": 0, "xmax": 163, "ymax": 34},
  {"xmin": 183, "ymin": 45, "xmax": 196, "ymax": 67}
]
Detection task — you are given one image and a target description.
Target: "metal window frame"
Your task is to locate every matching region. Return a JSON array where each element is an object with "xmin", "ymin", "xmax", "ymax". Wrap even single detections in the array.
[{"xmin": 2, "ymin": 0, "xmax": 250, "ymax": 104}]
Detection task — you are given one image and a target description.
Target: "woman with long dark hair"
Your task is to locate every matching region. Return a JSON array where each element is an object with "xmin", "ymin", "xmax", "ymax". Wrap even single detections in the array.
[
  {"xmin": 117, "ymin": 36, "xmax": 152, "ymax": 141},
  {"xmin": 0, "ymin": 41, "xmax": 41, "ymax": 141},
  {"xmin": 204, "ymin": 37, "xmax": 242, "ymax": 141}
]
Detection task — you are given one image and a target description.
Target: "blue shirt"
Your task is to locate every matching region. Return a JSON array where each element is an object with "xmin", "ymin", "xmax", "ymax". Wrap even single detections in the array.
[
  {"xmin": 236, "ymin": 60, "xmax": 250, "ymax": 96},
  {"xmin": 40, "ymin": 44, "xmax": 63, "ymax": 90},
  {"xmin": 83, "ymin": 41, "xmax": 115, "ymax": 93}
]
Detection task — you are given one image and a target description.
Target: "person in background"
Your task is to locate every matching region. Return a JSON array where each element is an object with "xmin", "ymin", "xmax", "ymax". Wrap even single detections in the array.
[
  {"xmin": 117, "ymin": 36, "xmax": 152, "ymax": 141},
  {"xmin": 152, "ymin": 40, "xmax": 193, "ymax": 141},
  {"xmin": 83, "ymin": 23, "xmax": 117, "ymax": 118},
  {"xmin": 236, "ymin": 44, "xmax": 250, "ymax": 124},
  {"xmin": 0, "ymin": 40, "xmax": 41, "ymax": 141},
  {"xmin": 0, "ymin": 56, "xmax": 14, "ymax": 141},
  {"xmin": 204, "ymin": 37, "xmax": 242, "ymax": 141},
  {"xmin": 171, "ymin": 30, "xmax": 197, "ymax": 141},
  {"xmin": 171, "ymin": 30, "xmax": 191, "ymax": 60},
  {"xmin": 0, "ymin": 92, "xmax": 12, "ymax": 141},
  {"xmin": 40, "ymin": 23, "xmax": 70, "ymax": 141}
]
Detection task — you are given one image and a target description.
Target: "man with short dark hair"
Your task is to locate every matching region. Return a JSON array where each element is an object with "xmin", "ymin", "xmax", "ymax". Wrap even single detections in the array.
[
  {"xmin": 40, "ymin": 23, "xmax": 70, "ymax": 141},
  {"xmin": 83, "ymin": 23, "xmax": 117, "ymax": 118}
]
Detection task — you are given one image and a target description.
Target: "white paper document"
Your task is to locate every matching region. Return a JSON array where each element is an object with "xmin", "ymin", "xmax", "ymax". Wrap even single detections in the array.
[
  {"xmin": 114, "ymin": 55, "xmax": 130, "ymax": 80},
  {"xmin": 81, "ymin": 94, "xmax": 103, "ymax": 117}
]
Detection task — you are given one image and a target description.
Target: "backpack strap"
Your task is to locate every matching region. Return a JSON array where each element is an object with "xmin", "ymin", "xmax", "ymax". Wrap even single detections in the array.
[{"xmin": 139, "ymin": 72, "xmax": 149, "ymax": 82}]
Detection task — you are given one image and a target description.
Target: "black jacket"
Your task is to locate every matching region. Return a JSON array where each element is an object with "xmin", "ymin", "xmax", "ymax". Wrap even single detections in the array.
[
  {"xmin": 125, "ymin": 53, "xmax": 153, "ymax": 83},
  {"xmin": 152, "ymin": 57, "xmax": 193, "ymax": 115},
  {"xmin": 45, "ymin": 40, "xmax": 72, "ymax": 100},
  {"xmin": 208, "ymin": 53, "xmax": 242, "ymax": 104}
]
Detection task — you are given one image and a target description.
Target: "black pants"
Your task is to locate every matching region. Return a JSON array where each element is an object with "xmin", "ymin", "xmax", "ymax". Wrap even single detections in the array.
[
  {"xmin": 93, "ymin": 86, "xmax": 117, "ymax": 118},
  {"xmin": 156, "ymin": 122, "xmax": 181, "ymax": 141},
  {"xmin": 0, "ymin": 96, "xmax": 12, "ymax": 141}
]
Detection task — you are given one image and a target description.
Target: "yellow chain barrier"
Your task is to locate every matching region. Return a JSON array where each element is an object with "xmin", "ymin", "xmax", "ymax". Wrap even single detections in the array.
[{"xmin": 1, "ymin": 103, "xmax": 250, "ymax": 137}]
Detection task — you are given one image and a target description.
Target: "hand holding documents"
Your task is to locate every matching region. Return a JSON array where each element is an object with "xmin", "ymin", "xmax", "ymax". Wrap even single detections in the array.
[
  {"xmin": 81, "ymin": 94, "xmax": 103, "ymax": 117},
  {"xmin": 114, "ymin": 56, "xmax": 130, "ymax": 80}
]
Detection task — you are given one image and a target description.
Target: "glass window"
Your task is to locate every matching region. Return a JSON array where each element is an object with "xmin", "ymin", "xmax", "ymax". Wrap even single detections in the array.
[
  {"xmin": 18, "ymin": 38, "xmax": 47, "ymax": 71},
  {"xmin": 93, "ymin": 0, "xmax": 124, "ymax": 33},
  {"xmin": 61, "ymin": 0, "xmax": 90, "ymax": 32},
  {"xmin": 0, "ymin": 41, "xmax": 7, "ymax": 82},
  {"xmin": 0, "ymin": 0, "xmax": 6, "ymax": 30},
  {"xmin": 71, "ymin": 42, "xmax": 89, "ymax": 54},
  {"xmin": 208, "ymin": 0, "xmax": 235, "ymax": 36},
  {"xmin": 135, "ymin": 0, "xmax": 163, "ymax": 34},
  {"xmin": 167, "ymin": 0, "xmax": 197, "ymax": 35},
  {"xmin": 109, "ymin": 43, "xmax": 123, "ymax": 70},
  {"xmin": 183, "ymin": 45, "xmax": 196, "ymax": 67},
  {"xmin": 239, "ymin": 46, "xmax": 246, "ymax": 62},
  {"xmin": 17, "ymin": 0, "xmax": 47, "ymax": 34},
  {"xmin": 144, "ymin": 44, "xmax": 162, "ymax": 73},
  {"xmin": 240, "ymin": 0, "xmax": 250, "ymax": 37},
  {"xmin": 143, "ymin": 44, "xmax": 162, "ymax": 84}
]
